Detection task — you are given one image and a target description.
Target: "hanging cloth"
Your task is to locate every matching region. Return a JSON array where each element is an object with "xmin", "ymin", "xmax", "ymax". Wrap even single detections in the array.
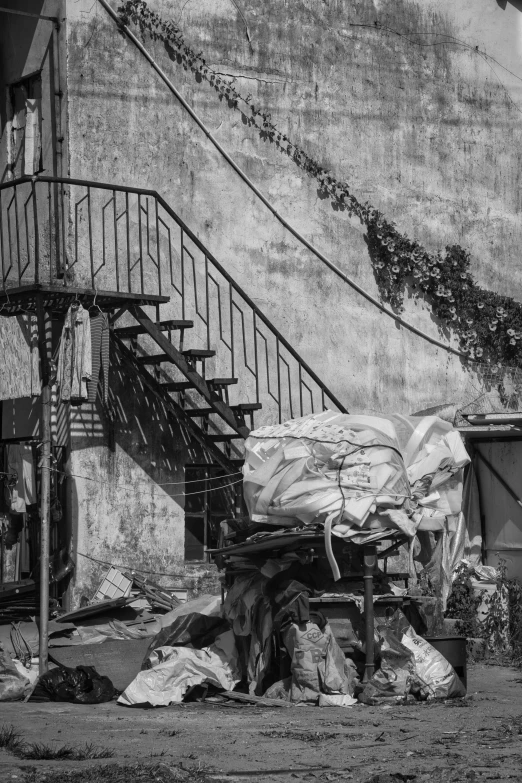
[
  {"xmin": 57, "ymin": 304, "xmax": 92, "ymax": 404},
  {"xmin": 23, "ymin": 97, "xmax": 42, "ymax": 176},
  {"xmin": 5, "ymin": 444, "xmax": 36, "ymax": 513},
  {"xmin": 87, "ymin": 312, "xmax": 110, "ymax": 404}
]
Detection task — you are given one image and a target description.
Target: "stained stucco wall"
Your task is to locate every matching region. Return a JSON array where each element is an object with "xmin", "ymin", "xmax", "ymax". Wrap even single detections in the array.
[
  {"xmin": 65, "ymin": 0, "xmax": 522, "ymax": 415},
  {"xmin": 68, "ymin": 346, "xmax": 208, "ymax": 606}
]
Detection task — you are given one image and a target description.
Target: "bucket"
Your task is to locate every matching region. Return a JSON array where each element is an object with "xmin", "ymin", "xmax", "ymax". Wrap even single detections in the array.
[{"xmin": 424, "ymin": 635, "xmax": 467, "ymax": 689}]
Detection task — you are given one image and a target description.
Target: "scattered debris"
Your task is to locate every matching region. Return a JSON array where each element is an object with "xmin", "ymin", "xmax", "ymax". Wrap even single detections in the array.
[{"xmin": 260, "ymin": 728, "xmax": 339, "ymax": 742}]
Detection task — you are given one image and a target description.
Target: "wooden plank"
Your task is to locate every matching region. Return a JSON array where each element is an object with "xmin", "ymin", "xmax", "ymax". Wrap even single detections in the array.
[{"xmin": 219, "ymin": 690, "xmax": 294, "ymax": 708}]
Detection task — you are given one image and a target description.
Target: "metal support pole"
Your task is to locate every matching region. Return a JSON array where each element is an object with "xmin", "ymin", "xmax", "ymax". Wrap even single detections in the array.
[
  {"xmin": 35, "ymin": 295, "xmax": 53, "ymax": 675},
  {"xmin": 363, "ymin": 545, "xmax": 377, "ymax": 682}
]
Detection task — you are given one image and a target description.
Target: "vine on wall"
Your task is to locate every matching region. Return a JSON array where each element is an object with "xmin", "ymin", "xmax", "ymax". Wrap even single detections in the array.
[{"xmin": 117, "ymin": 0, "xmax": 522, "ymax": 369}]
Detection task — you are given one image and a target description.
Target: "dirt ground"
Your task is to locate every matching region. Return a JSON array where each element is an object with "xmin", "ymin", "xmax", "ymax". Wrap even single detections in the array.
[{"xmin": 1, "ymin": 664, "xmax": 522, "ymax": 783}]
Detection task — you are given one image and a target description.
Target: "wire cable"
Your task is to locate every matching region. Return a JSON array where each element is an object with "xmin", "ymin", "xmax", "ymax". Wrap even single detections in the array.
[
  {"xmin": 45, "ymin": 466, "xmax": 243, "ymax": 497},
  {"xmin": 95, "ymin": 0, "xmax": 468, "ymax": 360},
  {"xmin": 348, "ymin": 22, "xmax": 522, "ymax": 117},
  {"xmin": 76, "ymin": 550, "xmax": 189, "ymax": 578}
]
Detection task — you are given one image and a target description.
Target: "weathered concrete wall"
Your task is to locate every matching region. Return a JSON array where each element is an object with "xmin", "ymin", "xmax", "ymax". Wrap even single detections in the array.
[
  {"xmin": 63, "ymin": 0, "xmax": 522, "ymax": 416},
  {"xmin": 69, "ymin": 346, "xmax": 218, "ymax": 604}
]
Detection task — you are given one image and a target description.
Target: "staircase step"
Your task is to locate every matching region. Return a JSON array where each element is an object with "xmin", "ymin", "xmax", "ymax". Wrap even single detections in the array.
[
  {"xmin": 208, "ymin": 378, "xmax": 238, "ymax": 387},
  {"xmin": 207, "ymin": 434, "xmax": 244, "ymax": 442},
  {"xmin": 115, "ymin": 320, "xmax": 194, "ymax": 337},
  {"xmin": 115, "ymin": 338, "xmax": 240, "ymax": 475},
  {"xmin": 130, "ymin": 306, "xmax": 250, "ymax": 440},
  {"xmin": 161, "ymin": 381, "xmax": 194, "ymax": 391},
  {"xmin": 189, "ymin": 460, "xmax": 244, "ymax": 467},
  {"xmin": 184, "ymin": 407, "xmax": 217, "ymax": 418},
  {"xmin": 137, "ymin": 353, "xmax": 173, "ymax": 365},
  {"xmin": 183, "ymin": 402, "xmax": 262, "ymax": 418},
  {"xmin": 160, "ymin": 377, "xmax": 241, "ymax": 393},
  {"xmin": 182, "ymin": 349, "xmax": 216, "ymax": 359}
]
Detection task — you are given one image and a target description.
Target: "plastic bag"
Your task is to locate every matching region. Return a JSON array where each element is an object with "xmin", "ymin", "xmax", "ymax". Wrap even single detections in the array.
[
  {"xmin": 30, "ymin": 665, "xmax": 117, "ymax": 703},
  {"xmin": 282, "ymin": 621, "xmax": 358, "ymax": 703},
  {"xmin": 400, "ymin": 627, "xmax": 466, "ymax": 699},
  {"xmin": 358, "ymin": 628, "xmax": 415, "ymax": 705},
  {"xmin": 0, "ymin": 647, "xmax": 31, "ymax": 701},
  {"xmin": 119, "ymin": 630, "xmax": 240, "ymax": 707},
  {"xmin": 318, "ymin": 693, "xmax": 358, "ymax": 707}
]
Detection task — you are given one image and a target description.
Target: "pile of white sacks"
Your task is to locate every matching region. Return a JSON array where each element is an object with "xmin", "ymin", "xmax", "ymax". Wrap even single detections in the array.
[{"xmin": 243, "ymin": 410, "xmax": 470, "ymax": 545}]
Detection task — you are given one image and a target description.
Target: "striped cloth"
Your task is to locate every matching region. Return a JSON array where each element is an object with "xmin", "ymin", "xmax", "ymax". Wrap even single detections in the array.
[{"xmin": 87, "ymin": 312, "xmax": 110, "ymax": 404}]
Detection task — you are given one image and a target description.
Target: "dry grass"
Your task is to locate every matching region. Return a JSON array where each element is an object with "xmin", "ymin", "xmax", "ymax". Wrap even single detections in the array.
[
  {"xmin": 0, "ymin": 725, "xmax": 114, "ymax": 762},
  {"xmin": 21, "ymin": 741, "xmax": 115, "ymax": 761},
  {"xmin": 0, "ymin": 724, "xmax": 24, "ymax": 754}
]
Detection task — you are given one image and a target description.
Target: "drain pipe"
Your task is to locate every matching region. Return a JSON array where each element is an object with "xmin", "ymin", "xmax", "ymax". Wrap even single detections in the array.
[{"xmin": 96, "ymin": 0, "xmax": 466, "ymax": 360}]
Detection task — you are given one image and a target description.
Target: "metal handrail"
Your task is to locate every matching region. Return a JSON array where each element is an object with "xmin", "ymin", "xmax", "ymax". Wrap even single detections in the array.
[{"xmin": 0, "ymin": 174, "xmax": 348, "ymax": 419}]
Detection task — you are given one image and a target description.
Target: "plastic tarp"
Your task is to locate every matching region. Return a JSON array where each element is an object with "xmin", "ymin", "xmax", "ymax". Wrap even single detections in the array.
[
  {"xmin": 157, "ymin": 595, "xmax": 221, "ymax": 629},
  {"xmin": 222, "ymin": 573, "xmax": 273, "ymax": 694},
  {"xmin": 118, "ymin": 630, "xmax": 240, "ymax": 706},
  {"xmin": 144, "ymin": 613, "xmax": 229, "ymax": 659}
]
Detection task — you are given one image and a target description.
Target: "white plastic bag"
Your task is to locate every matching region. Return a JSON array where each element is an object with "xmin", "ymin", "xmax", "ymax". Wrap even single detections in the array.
[
  {"xmin": 400, "ymin": 627, "xmax": 466, "ymax": 699},
  {"xmin": 0, "ymin": 648, "xmax": 31, "ymax": 701}
]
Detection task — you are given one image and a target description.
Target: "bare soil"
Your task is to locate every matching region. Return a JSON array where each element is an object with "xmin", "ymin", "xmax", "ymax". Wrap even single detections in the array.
[{"xmin": 1, "ymin": 664, "xmax": 522, "ymax": 783}]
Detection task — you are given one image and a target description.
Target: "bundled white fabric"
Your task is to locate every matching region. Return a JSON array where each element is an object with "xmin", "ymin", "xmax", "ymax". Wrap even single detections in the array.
[
  {"xmin": 243, "ymin": 411, "xmax": 409, "ymax": 532},
  {"xmin": 243, "ymin": 411, "xmax": 470, "ymax": 547},
  {"xmin": 118, "ymin": 630, "xmax": 240, "ymax": 707}
]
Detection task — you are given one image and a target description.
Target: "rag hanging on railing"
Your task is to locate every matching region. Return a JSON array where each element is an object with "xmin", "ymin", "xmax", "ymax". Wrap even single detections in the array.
[{"xmin": 56, "ymin": 302, "xmax": 91, "ymax": 405}]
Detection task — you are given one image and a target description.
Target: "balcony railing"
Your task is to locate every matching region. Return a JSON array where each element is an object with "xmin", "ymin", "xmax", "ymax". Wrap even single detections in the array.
[{"xmin": 0, "ymin": 175, "xmax": 347, "ymax": 426}]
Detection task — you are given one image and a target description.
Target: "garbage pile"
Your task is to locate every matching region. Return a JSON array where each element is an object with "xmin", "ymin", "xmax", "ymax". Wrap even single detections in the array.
[
  {"xmin": 116, "ymin": 590, "xmax": 466, "ymax": 707},
  {"xmin": 116, "ymin": 412, "xmax": 470, "ymax": 707},
  {"xmin": 1, "ymin": 411, "xmax": 472, "ymax": 708},
  {"xmin": 0, "ymin": 566, "xmax": 198, "ymax": 702}
]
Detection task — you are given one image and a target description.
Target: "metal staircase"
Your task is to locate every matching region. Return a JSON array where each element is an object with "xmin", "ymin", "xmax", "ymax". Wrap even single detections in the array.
[{"xmin": 0, "ymin": 175, "xmax": 348, "ymax": 473}]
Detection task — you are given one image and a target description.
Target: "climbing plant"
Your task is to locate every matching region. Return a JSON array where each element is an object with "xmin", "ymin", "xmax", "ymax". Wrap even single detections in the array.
[
  {"xmin": 446, "ymin": 559, "xmax": 522, "ymax": 664},
  {"xmin": 117, "ymin": 0, "xmax": 522, "ymax": 369},
  {"xmin": 445, "ymin": 563, "xmax": 484, "ymax": 640}
]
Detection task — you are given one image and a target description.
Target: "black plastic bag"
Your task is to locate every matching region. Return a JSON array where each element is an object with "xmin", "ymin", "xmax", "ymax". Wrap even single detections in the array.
[
  {"xmin": 143, "ymin": 612, "xmax": 229, "ymax": 665},
  {"xmin": 30, "ymin": 665, "xmax": 117, "ymax": 703}
]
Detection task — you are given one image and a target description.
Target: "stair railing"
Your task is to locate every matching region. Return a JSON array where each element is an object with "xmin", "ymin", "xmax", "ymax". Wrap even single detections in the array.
[{"xmin": 0, "ymin": 175, "xmax": 347, "ymax": 427}]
